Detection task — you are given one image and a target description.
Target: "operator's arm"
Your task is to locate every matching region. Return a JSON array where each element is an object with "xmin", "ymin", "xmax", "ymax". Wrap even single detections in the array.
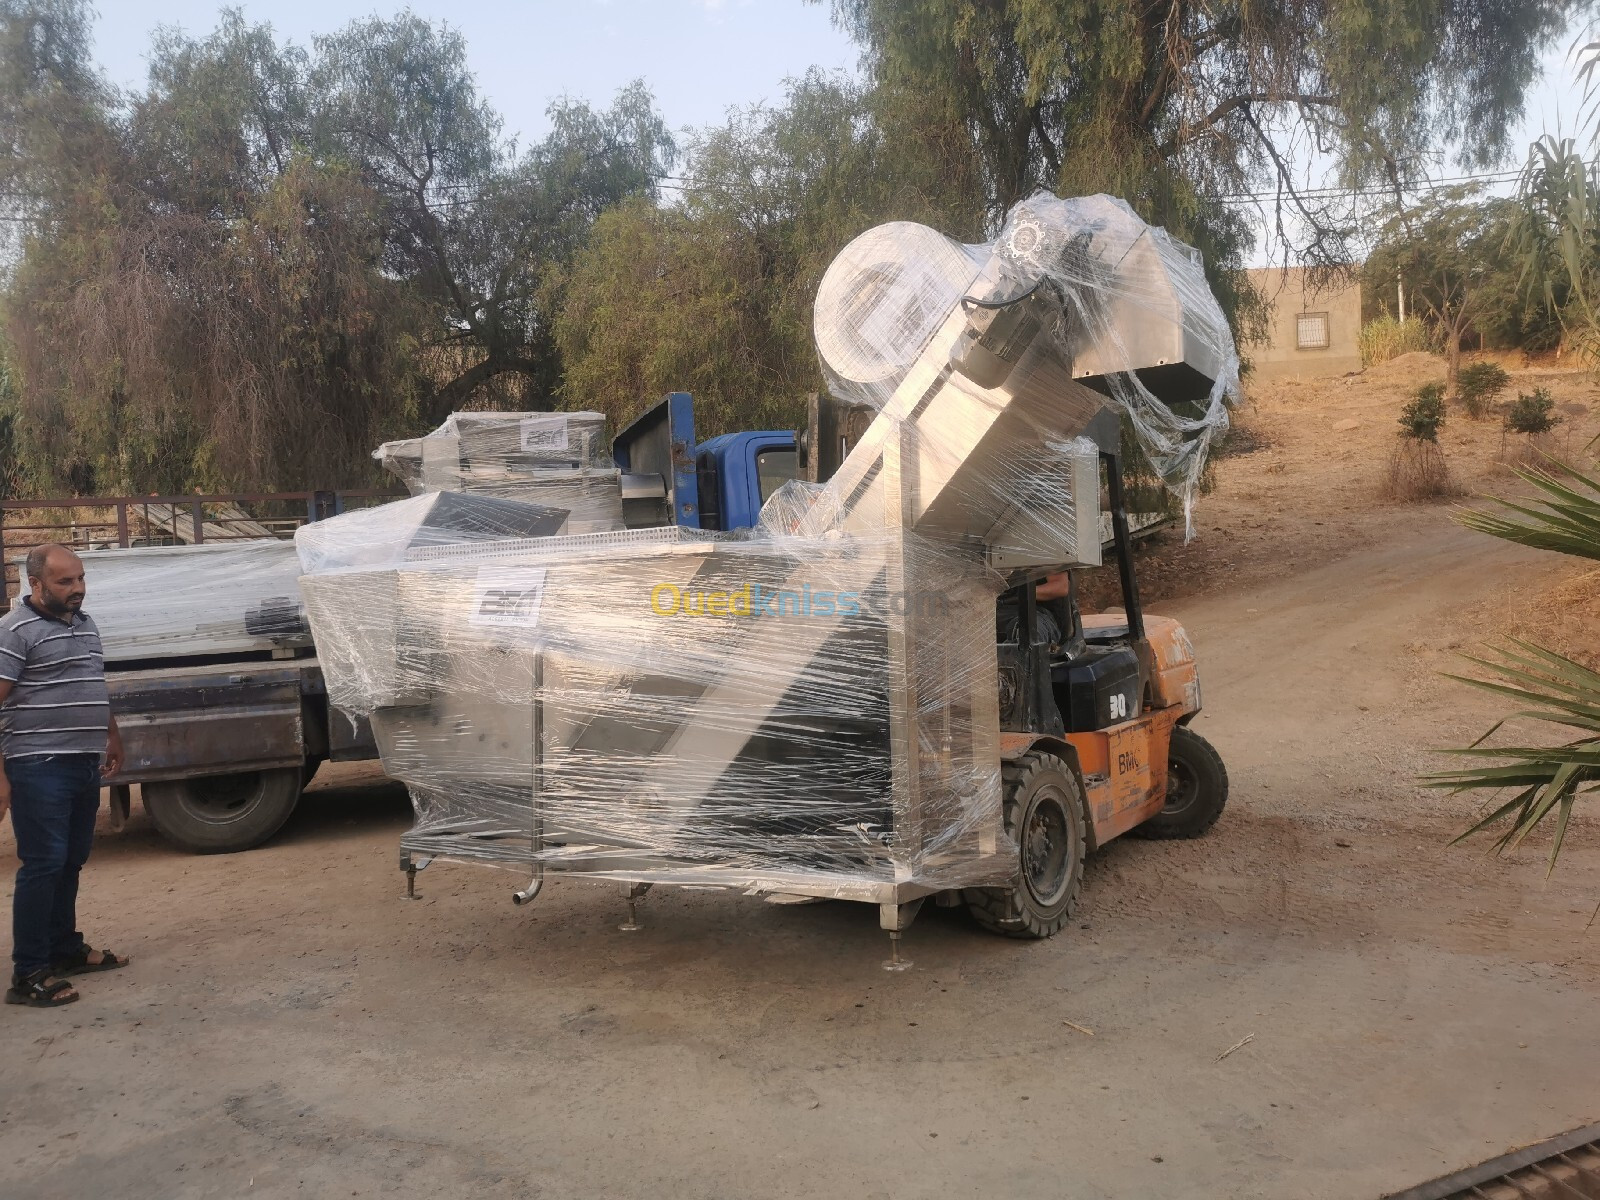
[
  {"xmin": 1035, "ymin": 572, "xmax": 1072, "ymax": 601},
  {"xmin": 104, "ymin": 712, "xmax": 123, "ymax": 778}
]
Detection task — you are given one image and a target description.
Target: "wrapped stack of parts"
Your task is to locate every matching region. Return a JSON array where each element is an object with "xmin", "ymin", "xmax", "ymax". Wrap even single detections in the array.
[
  {"xmin": 17, "ymin": 492, "xmax": 570, "ymax": 668},
  {"xmin": 18, "ymin": 541, "xmax": 308, "ymax": 664},
  {"xmin": 372, "ymin": 410, "xmax": 627, "ymax": 534},
  {"xmin": 298, "ymin": 190, "xmax": 1239, "ymax": 906}
]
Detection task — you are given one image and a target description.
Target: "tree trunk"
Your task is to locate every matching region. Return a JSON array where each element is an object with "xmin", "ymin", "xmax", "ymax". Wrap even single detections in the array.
[
  {"xmin": 422, "ymin": 354, "xmax": 549, "ymax": 426},
  {"xmin": 1445, "ymin": 325, "xmax": 1464, "ymax": 396}
]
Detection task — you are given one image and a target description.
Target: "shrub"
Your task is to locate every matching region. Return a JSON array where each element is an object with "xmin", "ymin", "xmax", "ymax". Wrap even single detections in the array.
[
  {"xmin": 1504, "ymin": 387, "xmax": 1560, "ymax": 435},
  {"xmin": 1455, "ymin": 361, "xmax": 1510, "ymax": 418},
  {"xmin": 1359, "ymin": 314, "xmax": 1435, "ymax": 367},
  {"xmin": 1388, "ymin": 383, "xmax": 1455, "ymax": 499},
  {"xmin": 1399, "ymin": 383, "xmax": 1447, "ymax": 441},
  {"xmin": 1385, "ymin": 440, "xmax": 1455, "ymax": 499}
]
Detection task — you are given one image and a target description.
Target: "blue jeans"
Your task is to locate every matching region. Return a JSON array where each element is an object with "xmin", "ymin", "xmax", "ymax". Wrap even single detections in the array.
[{"xmin": 7, "ymin": 754, "xmax": 100, "ymax": 978}]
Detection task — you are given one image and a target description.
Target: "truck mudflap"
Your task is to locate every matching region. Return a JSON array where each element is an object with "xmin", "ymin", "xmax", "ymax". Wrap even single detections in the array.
[{"xmin": 107, "ymin": 661, "xmax": 308, "ymax": 783}]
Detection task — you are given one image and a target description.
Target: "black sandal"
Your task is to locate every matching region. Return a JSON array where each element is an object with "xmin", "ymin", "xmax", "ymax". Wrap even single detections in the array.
[
  {"xmin": 6, "ymin": 970, "xmax": 79, "ymax": 1008},
  {"xmin": 53, "ymin": 947, "xmax": 128, "ymax": 975}
]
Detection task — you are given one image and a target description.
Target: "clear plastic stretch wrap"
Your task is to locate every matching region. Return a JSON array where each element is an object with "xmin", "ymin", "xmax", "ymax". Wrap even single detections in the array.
[
  {"xmin": 372, "ymin": 410, "xmax": 626, "ymax": 533},
  {"xmin": 814, "ymin": 191, "xmax": 1239, "ymax": 533},
  {"xmin": 298, "ymin": 190, "xmax": 1235, "ymax": 905},
  {"xmin": 19, "ymin": 541, "xmax": 308, "ymax": 663}
]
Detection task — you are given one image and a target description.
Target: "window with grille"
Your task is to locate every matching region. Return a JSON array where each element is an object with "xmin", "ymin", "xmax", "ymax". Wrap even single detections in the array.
[{"xmin": 1296, "ymin": 312, "xmax": 1330, "ymax": 350}]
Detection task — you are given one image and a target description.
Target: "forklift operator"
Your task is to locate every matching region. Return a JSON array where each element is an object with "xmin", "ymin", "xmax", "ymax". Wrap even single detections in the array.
[{"xmin": 997, "ymin": 571, "xmax": 1073, "ymax": 648}]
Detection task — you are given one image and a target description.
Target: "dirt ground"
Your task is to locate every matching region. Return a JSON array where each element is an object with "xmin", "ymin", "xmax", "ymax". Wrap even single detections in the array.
[{"xmin": 2, "ymin": 354, "xmax": 1599, "ymax": 1200}]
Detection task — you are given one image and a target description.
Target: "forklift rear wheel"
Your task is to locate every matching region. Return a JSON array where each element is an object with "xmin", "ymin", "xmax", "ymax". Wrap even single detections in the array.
[
  {"xmin": 142, "ymin": 767, "xmax": 304, "ymax": 854},
  {"xmin": 965, "ymin": 752, "xmax": 1086, "ymax": 939},
  {"xmin": 1131, "ymin": 726, "xmax": 1228, "ymax": 840}
]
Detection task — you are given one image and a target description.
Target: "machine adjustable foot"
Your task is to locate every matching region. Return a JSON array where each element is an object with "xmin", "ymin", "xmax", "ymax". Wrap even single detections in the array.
[
  {"xmin": 619, "ymin": 882, "xmax": 651, "ymax": 932},
  {"xmin": 400, "ymin": 852, "xmax": 431, "ymax": 900},
  {"xmin": 878, "ymin": 899, "xmax": 923, "ymax": 971},
  {"xmin": 882, "ymin": 930, "xmax": 912, "ymax": 972}
]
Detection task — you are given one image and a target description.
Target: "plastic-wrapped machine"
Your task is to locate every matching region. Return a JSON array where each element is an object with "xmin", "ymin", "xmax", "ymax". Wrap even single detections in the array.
[
  {"xmin": 372, "ymin": 410, "xmax": 626, "ymax": 533},
  {"xmin": 299, "ymin": 515, "xmax": 1018, "ymax": 896},
  {"xmin": 297, "ymin": 190, "xmax": 1238, "ymax": 925}
]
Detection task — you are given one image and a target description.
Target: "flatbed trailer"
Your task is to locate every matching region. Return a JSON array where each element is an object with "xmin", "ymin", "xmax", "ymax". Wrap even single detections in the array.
[{"xmin": 106, "ymin": 655, "xmax": 378, "ymax": 852}]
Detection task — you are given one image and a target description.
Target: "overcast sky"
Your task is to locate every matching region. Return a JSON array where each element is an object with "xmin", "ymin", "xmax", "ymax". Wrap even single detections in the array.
[
  {"xmin": 93, "ymin": 0, "xmax": 860, "ymax": 145},
  {"xmin": 89, "ymin": 1, "xmax": 1591, "ymax": 264}
]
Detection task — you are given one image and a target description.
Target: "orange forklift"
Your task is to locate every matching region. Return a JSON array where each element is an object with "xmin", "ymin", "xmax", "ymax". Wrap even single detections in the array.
[
  {"xmin": 965, "ymin": 420, "xmax": 1228, "ymax": 938},
  {"xmin": 789, "ymin": 400, "xmax": 1229, "ymax": 940}
]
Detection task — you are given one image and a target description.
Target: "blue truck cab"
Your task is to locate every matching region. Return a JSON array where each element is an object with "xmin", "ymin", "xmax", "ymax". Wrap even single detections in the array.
[
  {"xmin": 612, "ymin": 391, "xmax": 798, "ymax": 532},
  {"xmin": 691, "ymin": 432, "xmax": 798, "ymax": 531}
]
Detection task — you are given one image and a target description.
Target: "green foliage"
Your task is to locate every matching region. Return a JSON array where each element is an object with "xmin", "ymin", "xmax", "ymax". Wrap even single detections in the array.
[
  {"xmin": 1503, "ymin": 387, "xmax": 1560, "ymax": 436},
  {"xmin": 0, "ymin": 1, "xmax": 1578, "ymax": 494},
  {"xmin": 822, "ymin": 0, "xmax": 1568, "ymax": 341},
  {"xmin": 0, "ymin": 4, "xmax": 672, "ymax": 493},
  {"xmin": 1438, "ymin": 463, "xmax": 1600, "ymax": 869},
  {"xmin": 1364, "ymin": 191, "xmax": 1528, "ymax": 389},
  {"xmin": 1357, "ymin": 314, "xmax": 1434, "ymax": 367},
  {"xmin": 1459, "ymin": 458, "xmax": 1600, "ymax": 557},
  {"xmin": 0, "ymin": 347, "xmax": 22, "ymax": 500},
  {"xmin": 1512, "ymin": 136, "xmax": 1600, "ymax": 364},
  {"xmin": 1455, "ymin": 361, "xmax": 1511, "ymax": 419},
  {"xmin": 556, "ymin": 71, "xmax": 984, "ymax": 438},
  {"xmin": 1398, "ymin": 383, "xmax": 1446, "ymax": 442},
  {"xmin": 1427, "ymin": 641, "xmax": 1600, "ymax": 874}
]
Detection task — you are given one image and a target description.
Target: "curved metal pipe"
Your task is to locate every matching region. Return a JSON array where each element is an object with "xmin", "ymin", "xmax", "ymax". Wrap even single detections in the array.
[{"xmin": 511, "ymin": 875, "xmax": 544, "ymax": 906}]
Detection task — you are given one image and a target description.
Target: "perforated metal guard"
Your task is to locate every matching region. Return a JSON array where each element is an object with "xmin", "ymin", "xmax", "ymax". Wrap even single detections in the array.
[{"xmin": 1385, "ymin": 1122, "xmax": 1600, "ymax": 1200}]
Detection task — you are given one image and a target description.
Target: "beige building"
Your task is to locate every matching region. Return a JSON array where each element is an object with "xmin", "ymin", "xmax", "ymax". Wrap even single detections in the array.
[{"xmin": 1246, "ymin": 266, "xmax": 1363, "ymax": 379}]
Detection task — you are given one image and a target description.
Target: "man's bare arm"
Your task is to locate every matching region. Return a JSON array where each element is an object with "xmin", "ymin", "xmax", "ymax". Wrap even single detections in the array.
[{"xmin": 1035, "ymin": 573, "xmax": 1072, "ymax": 601}]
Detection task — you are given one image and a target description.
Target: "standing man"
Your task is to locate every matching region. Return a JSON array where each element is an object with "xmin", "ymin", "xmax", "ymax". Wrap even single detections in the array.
[{"xmin": 1, "ymin": 544, "xmax": 128, "ymax": 1009}]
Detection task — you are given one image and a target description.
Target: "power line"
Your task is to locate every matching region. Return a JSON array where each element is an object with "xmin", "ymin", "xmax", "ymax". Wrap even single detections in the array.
[{"xmin": 1213, "ymin": 165, "xmax": 1550, "ymax": 206}]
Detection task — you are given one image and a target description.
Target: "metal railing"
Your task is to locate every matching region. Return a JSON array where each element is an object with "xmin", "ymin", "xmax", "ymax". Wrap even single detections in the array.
[{"xmin": 0, "ymin": 489, "xmax": 403, "ymax": 604}]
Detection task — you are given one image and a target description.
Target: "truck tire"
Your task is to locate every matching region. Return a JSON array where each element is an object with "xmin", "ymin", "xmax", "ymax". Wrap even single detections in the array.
[
  {"xmin": 142, "ymin": 767, "xmax": 304, "ymax": 854},
  {"xmin": 965, "ymin": 751, "xmax": 1086, "ymax": 939},
  {"xmin": 1131, "ymin": 726, "xmax": 1228, "ymax": 840}
]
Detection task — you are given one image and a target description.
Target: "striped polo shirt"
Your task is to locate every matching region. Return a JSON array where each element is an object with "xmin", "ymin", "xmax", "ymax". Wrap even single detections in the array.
[{"xmin": 0, "ymin": 599, "xmax": 111, "ymax": 758}]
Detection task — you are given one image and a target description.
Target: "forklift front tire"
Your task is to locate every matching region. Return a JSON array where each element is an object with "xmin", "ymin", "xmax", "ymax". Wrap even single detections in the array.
[
  {"xmin": 965, "ymin": 751, "xmax": 1086, "ymax": 939},
  {"xmin": 1132, "ymin": 726, "xmax": 1228, "ymax": 840}
]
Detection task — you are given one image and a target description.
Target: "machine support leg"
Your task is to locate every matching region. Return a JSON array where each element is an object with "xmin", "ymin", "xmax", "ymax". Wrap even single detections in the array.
[
  {"xmin": 884, "ymin": 930, "xmax": 911, "ymax": 972},
  {"xmin": 878, "ymin": 898, "xmax": 924, "ymax": 972},
  {"xmin": 401, "ymin": 851, "xmax": 430, "ymax": 900},
  {"xmin": 619, "ymin": 882, "xmax": 651, "ymax": 932},
  {"xmin": 515, "ymin": 656, "xmax": 545, "ymax": 910}
]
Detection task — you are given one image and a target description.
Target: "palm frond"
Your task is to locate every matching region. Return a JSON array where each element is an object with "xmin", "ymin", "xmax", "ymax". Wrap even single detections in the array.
[
  {"xmin": 1426, "ymin": 641, "xmax": 1600, "ymax": 874},
  {"xmin": 1456, "ymin": 458, "xmax": 1600, "ymax": 561}
]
